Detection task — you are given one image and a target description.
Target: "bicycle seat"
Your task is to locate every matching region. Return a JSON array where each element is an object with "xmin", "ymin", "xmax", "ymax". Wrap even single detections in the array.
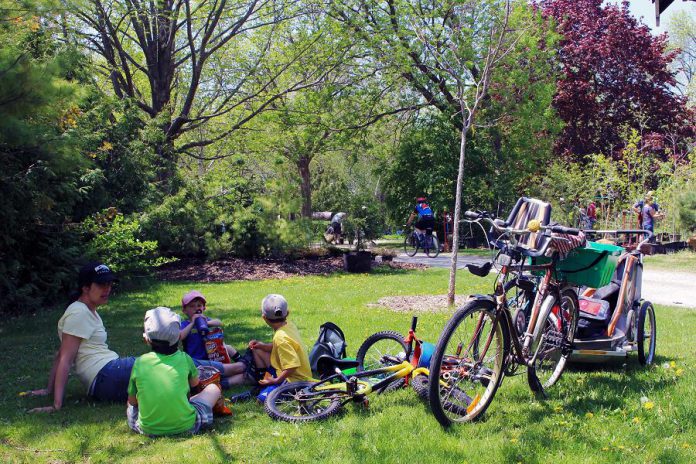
[
  {"xmin": 316, "ymin": 355, "xmax": 360, "ymax": 379},
  {"xmin": 466, "ymin": 262, "xmax": 492, "ymax": 277}
]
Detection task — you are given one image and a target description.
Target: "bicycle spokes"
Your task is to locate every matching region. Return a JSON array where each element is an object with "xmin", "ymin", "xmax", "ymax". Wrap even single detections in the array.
[{"xmin": 434, "ymin": 307, "xmax": 504, "ymax": 422}]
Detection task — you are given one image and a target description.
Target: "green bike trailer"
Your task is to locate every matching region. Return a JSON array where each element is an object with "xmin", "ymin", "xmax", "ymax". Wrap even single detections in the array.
[{"xmin": 536, "ymin": 241, "xmax": 624, "ymax": 288}]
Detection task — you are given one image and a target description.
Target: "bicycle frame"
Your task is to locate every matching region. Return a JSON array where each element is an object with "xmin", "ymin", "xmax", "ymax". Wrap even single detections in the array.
[
  {"xmin": 309, "ymin": 316, "xmax": 431, "ymax": 404},
  {"xmin": 466, "ymin": 219, "xmax": 577, "ymax": 375},
  {"xmin": 312, "ymin": 361, "xmax": 430, "ymax": 401}
]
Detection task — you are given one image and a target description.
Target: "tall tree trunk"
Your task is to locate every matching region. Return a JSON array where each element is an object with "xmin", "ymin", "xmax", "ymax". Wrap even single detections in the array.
[
  {"xmin": 155, "ymin": 137, "xmax": 177, "ymax": 194},
  {"xmin": 448, "ymin": 121, "xmax": 469, "ymax": 306},
  {"xmin": 298, "ymin": 155, "xmax": 312, "ymax": 218}
]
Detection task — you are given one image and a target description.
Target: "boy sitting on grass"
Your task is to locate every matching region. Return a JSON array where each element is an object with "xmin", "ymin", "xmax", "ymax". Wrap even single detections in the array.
[
  {"xmin": 180, "ymin": 290, "xmax": 249, "ymax": 386},
  {"xmin": 244, "ymin": 294, "xmax": 313, "ymax": 399},
  {"xmin": 127, "ymin": 307, "xmax": 222, "ymax": 436}
]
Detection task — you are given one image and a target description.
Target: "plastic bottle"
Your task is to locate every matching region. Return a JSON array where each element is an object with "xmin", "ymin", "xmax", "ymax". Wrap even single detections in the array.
[{"xmin": 194, "ymin": 310, "xmax": 209, "ymax": 336}]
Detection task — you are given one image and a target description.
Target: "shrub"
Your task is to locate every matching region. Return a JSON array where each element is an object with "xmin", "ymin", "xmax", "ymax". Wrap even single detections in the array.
[
  {"xmin": 139, "ymin": 187, "xmax": 213, "ymax": 257},
  {"xmin": 82, "ymin": 209, "xmax": 171, "ymax": 275},
  {"xmin": 677, "ymin": 191, "xmax": 696, "ymax": 233}
]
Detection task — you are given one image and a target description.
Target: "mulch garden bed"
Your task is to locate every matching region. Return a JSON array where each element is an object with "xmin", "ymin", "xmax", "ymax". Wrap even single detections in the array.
[{"xmin": 155, "ymin": 256, "xmax": 424, "ymax": 282}]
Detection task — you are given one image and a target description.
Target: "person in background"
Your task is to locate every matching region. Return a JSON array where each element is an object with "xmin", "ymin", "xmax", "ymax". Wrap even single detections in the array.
[
  {"xmin": 633, "ymin": 191, "xmax": 660, "ymax": 228},
  {"xmin": 642, "ymin": 196, "xmax": 664, "ymax": 242},
  {"xmin": 587, "ymin": 199, "xmax": 597, "ymax": 229},
  {"xmin": 406, "ymin": 196, "xmax": 435, "ymax": 235},
  {"xmin": 325, "ymin": 212, "xmax": 346, "ymax": 244}
]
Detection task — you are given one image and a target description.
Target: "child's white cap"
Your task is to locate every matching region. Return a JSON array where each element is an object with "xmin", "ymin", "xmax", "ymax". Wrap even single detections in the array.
[
  {"xmin": 144, "ymin": 307, "xmax": 181, "ymax": 346},
  {"xmin": 261, "ymin": 294, "xmax": 288, "ymax": 320}
]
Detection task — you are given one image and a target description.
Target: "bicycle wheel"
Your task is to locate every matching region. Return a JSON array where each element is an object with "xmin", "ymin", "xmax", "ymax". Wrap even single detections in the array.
[
  {"xmin": 428, "ymin": 300, "xmax": 506, "ymax": 426},
  {"xmin": 426, "ymin": 234, "xmax": 440, "ymax": 258},
  {"xmin": 356, "ymin": 331, "xmax": 408, "ymax": 391},
  {"xmin": 527, "ymin": 288, "xmax": 579, "ymax": 392},
  {"xmin": 637, "ymin": 301, "xmax": 656, "ymax": 366},
  {"xmin": 403, "ymin": 232, "xmax": 419, "ymax": 256},
  {"xmin": 265, "ymin": 381, "xmax": 346, "ymax": 423},
  {"xmin": 411, "ymin": 373, "xmax": 429, "ymax": 400}
]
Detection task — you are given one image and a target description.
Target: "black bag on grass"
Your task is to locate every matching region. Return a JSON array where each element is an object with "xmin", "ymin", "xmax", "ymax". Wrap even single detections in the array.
[{"xmin": 309, "ymin": 322, "xmax": 347, "ymax": 375}]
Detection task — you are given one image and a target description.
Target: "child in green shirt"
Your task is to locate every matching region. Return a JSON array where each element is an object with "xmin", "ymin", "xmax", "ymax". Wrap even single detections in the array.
[{"xmin": 126, "ymin": 307, "xmax": 221, "ymax": 436}]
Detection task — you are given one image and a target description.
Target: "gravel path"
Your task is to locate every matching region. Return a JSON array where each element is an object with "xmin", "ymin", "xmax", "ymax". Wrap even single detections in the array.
[
  {"xmin": 394, "ymin": 252, "xmax": 696, "ymax": 309},
  {"xmin": 641, "ymin": 269, "xmax": 696, "ymax": 308}
]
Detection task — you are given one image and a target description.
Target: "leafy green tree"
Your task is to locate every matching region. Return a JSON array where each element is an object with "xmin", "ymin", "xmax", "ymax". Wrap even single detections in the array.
[
  {"xmin": 70, "ymin": 96, "xmax": 161, "ymax": 216},
  {"xmin": 0, "ymin": 1, "xmax": 84, "ymax": 311},
  {"xmin": 677, "ymin": 191, "xmax": 696, "ymax": 233},
  {"xmin": 82, "ymin": 210, "xmax": 171, "ymax": 275},
  {"xmin": 334, "ymin": 0, "xmax": 558, "ymax": 302},
  {"xmin": 667, "ymin": 6, "xmax": 696, "ymax": 105},
  {"xmin": 64, "ymin": 0, "xmax": 336, "ymax": 191}
]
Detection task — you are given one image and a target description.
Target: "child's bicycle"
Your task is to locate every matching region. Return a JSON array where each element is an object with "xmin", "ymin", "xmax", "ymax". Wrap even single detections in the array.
[{"xmin": 265, "ymin": 317, "xmax": 432, "ymax": 423}]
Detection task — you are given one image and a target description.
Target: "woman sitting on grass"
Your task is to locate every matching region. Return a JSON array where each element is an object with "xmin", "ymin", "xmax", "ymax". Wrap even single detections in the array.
[{"xmin": 26, "ymin": 262, "xmax": 136, "ymax": 413}]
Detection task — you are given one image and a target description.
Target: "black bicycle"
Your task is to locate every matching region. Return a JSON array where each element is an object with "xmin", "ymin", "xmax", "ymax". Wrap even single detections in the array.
[{"xmin": 403, "ymin": 225, "xmax": 440, "ymax": 257}]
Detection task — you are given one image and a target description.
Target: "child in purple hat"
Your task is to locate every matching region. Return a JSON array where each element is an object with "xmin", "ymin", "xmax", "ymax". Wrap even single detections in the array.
[{"xmin": 179, "ymin": 290, "xmax": 251, "ymax": 386}]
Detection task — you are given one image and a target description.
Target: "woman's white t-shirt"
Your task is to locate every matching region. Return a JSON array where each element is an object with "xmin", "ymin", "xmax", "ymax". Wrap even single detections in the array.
[{"xmin": 57, "ymin": 301, "xmax": 119, "ymax": 392}]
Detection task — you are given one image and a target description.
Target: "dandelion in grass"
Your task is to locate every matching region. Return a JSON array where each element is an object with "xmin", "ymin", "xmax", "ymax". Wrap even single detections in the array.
[
  {"xmin": 643, "ymin": 401, "xmax": 655, "ymax": 410},
  {"xmin": 585, "ymin": 412, "xmax": 594, "ymax": 419},
  {"xmin": 510, "ymin": 438, "xmax": 519, "ymax": 444},
  {"xmin": 675, "ymin": 368, "xmax": 684, "ymax": 377},
  {"xmin": 683, "ymin": 443, "xmax": 691, "ymax": 449},
  {"xmin": 632, "ymin": 417, "xmax": 641, "ymax": 424},
  {"xmin": 602, "ymin": 447, "xmax": 610, "ymax": 452},
  {"xmin": 554, "ymin": 405, "xmax": 563, "ymax": 413},
  {"xmin": 670, "ymin": 361, "xmax": 676, "ymax": 368}
]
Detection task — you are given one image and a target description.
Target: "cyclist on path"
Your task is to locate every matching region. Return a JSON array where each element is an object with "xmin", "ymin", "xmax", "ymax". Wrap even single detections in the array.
[{"xmin": 406, "ymin": 196, "xmax": 435, "ymax": 235}]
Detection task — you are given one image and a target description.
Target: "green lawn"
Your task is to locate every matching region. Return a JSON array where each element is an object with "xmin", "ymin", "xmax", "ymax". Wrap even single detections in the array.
[
  {"xmin": 644, "ymin": 250, "xmax": 696, "ymax": 272},
  {"xmin": 1, "ymin": 267, "xmax": 694, "ymax": 463}
]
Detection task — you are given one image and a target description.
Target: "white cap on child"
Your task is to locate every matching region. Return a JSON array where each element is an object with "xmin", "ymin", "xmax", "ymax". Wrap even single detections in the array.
[
  {"xmin": 261, "ymin": 294, "xmax": 288, "ymax": 321},
  {"xmin": 143, "ymin": 307, "xmax": 181, "ymax": 346}
]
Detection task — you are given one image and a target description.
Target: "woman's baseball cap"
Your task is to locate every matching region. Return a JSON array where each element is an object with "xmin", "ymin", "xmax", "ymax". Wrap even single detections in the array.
[
  {"xmin": 78, "ymin": 262, "xmax": 117, "ymax": 287},
  {"xmin": 182, "ymin": 290, "xmax": 206, "ymax": 308}
]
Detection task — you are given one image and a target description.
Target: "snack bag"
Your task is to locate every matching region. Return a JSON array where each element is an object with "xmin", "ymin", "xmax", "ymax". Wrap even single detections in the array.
[
  {"xmin": 195, "ymin": 365, "xmax": 232, "ymax": 416},
  {"xmin": 204, "ymin": 327, "xmax": 231, "ymax": 363}
]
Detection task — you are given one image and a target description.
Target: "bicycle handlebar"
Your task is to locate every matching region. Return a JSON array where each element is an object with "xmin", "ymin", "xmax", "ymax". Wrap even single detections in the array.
[
  {"xmin": 548, "ymin": 225, "xmax": 581, "ymax": 236},
  {"xmin": 464, "ymin": 211, "xmax": 581, "ymax": 236},
  {"xmin": 464, "ymin": 211, "xmax": 535, "ymax": 236},
  {"xmin": 463, "ymin": 211, "xmax": 582, "ymax": 258}
]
